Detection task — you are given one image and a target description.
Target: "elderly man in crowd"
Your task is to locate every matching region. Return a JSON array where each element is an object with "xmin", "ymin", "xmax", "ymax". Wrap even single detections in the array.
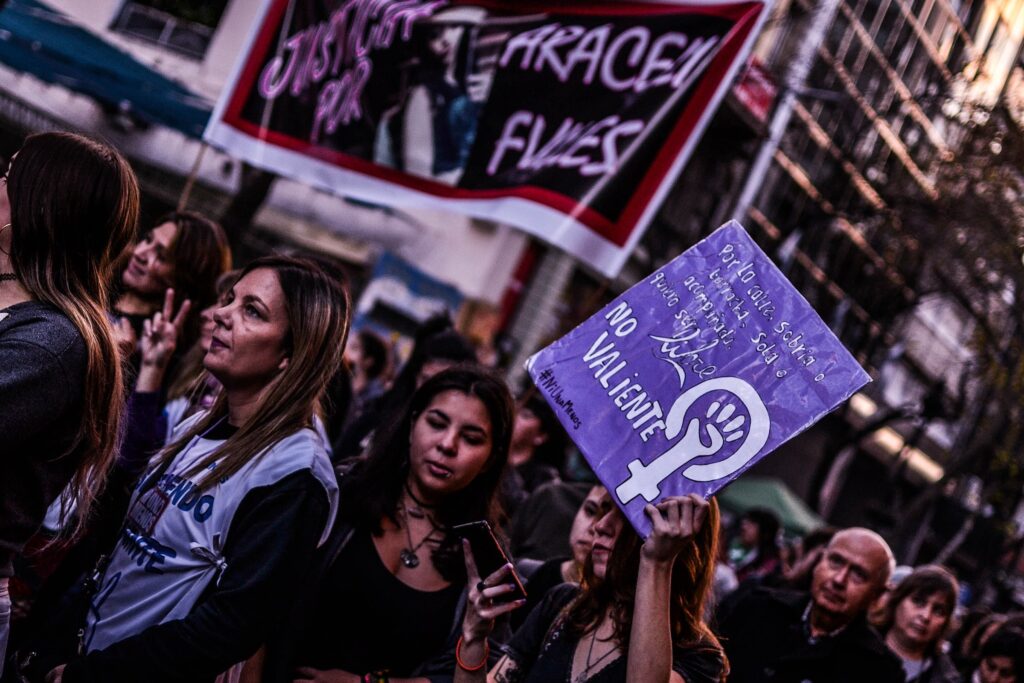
[{"xmin": 718, "ymin": 527, "xmax": 904, "ymax": 683}]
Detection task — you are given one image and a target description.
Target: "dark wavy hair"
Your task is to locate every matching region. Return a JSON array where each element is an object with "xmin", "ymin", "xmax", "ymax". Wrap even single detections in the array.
[
  {"xmin": 875, "ymin": 564, "xmax": 958, "ymax": 656},
  {"xmin": 564, "ymin": 499, "xmax": 725, "ymax": 669},
  {"xmin": 978, "ymin": 627, "xmax": 1024, "ymax": 680},
  {"xmin": 339, "ymin": 364, "xmax": 513, "ymax": 579}
]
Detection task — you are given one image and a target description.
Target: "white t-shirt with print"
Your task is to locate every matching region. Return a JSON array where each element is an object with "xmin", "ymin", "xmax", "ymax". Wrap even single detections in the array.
[{"xmin": 84, "ymin": 414, "xmax": 338, "ymax": 653}]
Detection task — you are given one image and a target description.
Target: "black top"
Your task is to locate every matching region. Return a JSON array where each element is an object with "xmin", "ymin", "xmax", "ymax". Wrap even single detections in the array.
[
  {"xmin": 295, "ymin": 528, "xmax": 463, "ymax": 676},
  {"xmin": 0, "ymin": 301, "xmax": 87, "ymax": 577},
  {"xmin": 717, "ymin": 586, "xmax": 904, "ymax": 683},
  {"xmin": 58, "ymin": 469, "xmax": 330, "ymax": 683},
  {"xmin": 507, "ymin": 584, "xmax": 725, "ymax": 683},
  {"xmin": 512, "ymin": 557, "xmax": 569, "ymax": 631}
]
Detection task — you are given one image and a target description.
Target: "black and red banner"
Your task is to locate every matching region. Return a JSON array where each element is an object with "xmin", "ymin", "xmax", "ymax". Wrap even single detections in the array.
[{"xmin": 205, "ymin": 0, "xmax": 766, "ymax": 275}]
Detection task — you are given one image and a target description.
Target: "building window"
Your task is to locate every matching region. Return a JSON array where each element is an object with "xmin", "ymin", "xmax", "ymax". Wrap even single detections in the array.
[{"xmin": 110, "ymin": 1, "xmax": 228, "ymax": 59}]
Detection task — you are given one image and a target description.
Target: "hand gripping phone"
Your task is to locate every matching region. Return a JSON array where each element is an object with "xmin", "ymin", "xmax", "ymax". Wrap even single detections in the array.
[{"xmin": 452, "ymin": 520, "xmax": 527, "ymax": 602}]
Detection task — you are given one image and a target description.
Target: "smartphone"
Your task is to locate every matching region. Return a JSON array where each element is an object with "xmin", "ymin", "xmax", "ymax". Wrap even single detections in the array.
[{"xmin": 452, "ymin": 520, "xmax": 527, "ymax": 602}]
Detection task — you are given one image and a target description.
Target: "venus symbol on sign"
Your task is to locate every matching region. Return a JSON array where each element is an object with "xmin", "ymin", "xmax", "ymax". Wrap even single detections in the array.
[{"xmin": 615, "ymin": 377, "xmax": 770, "ymax": 503}]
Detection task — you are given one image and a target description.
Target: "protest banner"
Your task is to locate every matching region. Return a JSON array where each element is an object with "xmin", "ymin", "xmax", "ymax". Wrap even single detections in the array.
[
  {"xmin": 526, "ymin": 221, "xmax": 871, "ymax": 535},
  {"xmin": 204, "ymin": 0, "xmax": 767, "ymax": 276}
]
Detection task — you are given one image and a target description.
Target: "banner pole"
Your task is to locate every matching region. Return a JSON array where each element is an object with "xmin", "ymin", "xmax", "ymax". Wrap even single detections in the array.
[{"xmin": 177, "ymin": 142, "xmax": 209, "ymax": 212}]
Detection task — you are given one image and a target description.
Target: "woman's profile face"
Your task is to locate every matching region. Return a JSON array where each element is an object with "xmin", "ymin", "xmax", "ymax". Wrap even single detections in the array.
[
  {"xmin": 122, "ymin": 221, "xmax": 178, "ymax": 298},
  {"xmin": 739, "ymin": 518, "xmax": 759, "ymax": 547},
  {"xmin": 568, "ymin": 487, "xmax": 611, "ymax": 569},
  {"xmin": 509, "ymin": 403, "xmax": 545, "ymax": 466},
  {"xmin": 590, "ymin": 506, "xmax": 626, "ymax": 580},
  {"xmin": 204, "ymin": 268, "xmax": 289, "ymax": 391},
  {"xmin": 407, "ymin": 389, "xmax": 493, "ymax": 503},
  {"xmin": 429, "ymin": 26, "xmax": 463, "ymax": 62},
  {"xmin": 892, "ymin": 590, "xmax": 950, "ymax": 649},
  {"xmin": 343, "ymin": 334, "xmax": 364, "ymax": 370}
]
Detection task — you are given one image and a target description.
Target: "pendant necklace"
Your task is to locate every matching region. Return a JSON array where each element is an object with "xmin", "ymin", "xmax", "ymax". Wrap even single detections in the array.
[
  {"xmin": 573, "ymin": 626, "xmax": 618, "ymax": 683},
  {"xmin": 399, "ymin": 504, "xmax": 438, "ymax": 569}
]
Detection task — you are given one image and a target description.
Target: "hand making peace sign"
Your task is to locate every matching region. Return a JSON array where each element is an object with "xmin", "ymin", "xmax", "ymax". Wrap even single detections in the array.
[{"xmin": 140, "ymin": 288, "xmax": 192, "ymax": 370}]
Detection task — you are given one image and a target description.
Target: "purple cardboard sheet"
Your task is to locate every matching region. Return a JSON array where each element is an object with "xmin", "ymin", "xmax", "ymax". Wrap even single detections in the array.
[{"xmin": 526, "ymin": 221, "xmax": 870, "ymax": 536}]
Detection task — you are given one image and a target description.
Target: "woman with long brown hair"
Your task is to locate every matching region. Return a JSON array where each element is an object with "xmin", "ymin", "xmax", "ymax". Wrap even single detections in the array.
[
  {"xmin": 0, "ymin": 132, "xmax": 138, "ymax": 676},
  {"xmin": 110, "ymin": 210, "xmax": 230, "ymax": 362},
  {"xmin": 458, "ymin": 494, "xmax": 726, "ymax": 683},
  {"xmin": 279, "ymin": 364, "xmax": 514, "ymax": 683},
  {"xmin": 43, "ymin": 256, "xmax": 349, "ymax": 682}
]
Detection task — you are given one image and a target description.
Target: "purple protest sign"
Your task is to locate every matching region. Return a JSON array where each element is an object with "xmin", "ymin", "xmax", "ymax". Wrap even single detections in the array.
[{"xmin": 526, "ymin": 221, "xmax": 870, "ymax": 536}]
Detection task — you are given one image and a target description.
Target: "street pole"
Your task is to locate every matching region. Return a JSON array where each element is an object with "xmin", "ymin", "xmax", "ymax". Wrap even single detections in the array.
[
  {"xmin": 177, "ymin": 142, "xmax": 208, "ymax": 212},
  {"xmin": 730, "ymin": 0, "xmax": 842, "ymax": 224}
]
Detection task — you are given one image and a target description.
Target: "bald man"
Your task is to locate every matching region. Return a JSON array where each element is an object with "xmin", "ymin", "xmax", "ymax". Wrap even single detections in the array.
[{"xmin": 718, "ymin": 527, "xmax": 904, "ymax": 683}]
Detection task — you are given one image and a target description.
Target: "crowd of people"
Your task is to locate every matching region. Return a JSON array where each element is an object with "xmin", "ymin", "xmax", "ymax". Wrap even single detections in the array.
[{"xmin": 1, "ymin": 132, "xmax": 1023, "ymax": 683}]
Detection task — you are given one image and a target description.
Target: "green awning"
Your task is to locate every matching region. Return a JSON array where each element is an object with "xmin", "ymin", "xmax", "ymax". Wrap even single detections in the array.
[{"xmin": 717, "ymin": 476, "xmax": 824, "ymax": 536}]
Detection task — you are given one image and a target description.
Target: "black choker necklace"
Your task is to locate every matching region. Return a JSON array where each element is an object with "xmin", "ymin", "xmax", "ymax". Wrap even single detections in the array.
[
  {"xmin": 404, "ymin": 483, "xmax": 437, "ymax": 518},
  {"xmin": 0, "ymin": 273, "xmax": 16, "ymax": 282}
]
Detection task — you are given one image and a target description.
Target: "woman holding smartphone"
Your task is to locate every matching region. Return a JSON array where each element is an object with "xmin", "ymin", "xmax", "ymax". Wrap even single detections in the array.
[
  {"xmin": 279, "ymin": 365, "xmax": 514, "ymax": 683},
  {"xmin": 457, "ymin": 494, "xmax": 726, "ymax": 683}
]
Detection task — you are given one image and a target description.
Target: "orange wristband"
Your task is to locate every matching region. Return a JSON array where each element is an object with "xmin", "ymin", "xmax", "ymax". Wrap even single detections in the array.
[{"xmin": 455, "ymin": 635, "xmax": 489, "ymax": 672}]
